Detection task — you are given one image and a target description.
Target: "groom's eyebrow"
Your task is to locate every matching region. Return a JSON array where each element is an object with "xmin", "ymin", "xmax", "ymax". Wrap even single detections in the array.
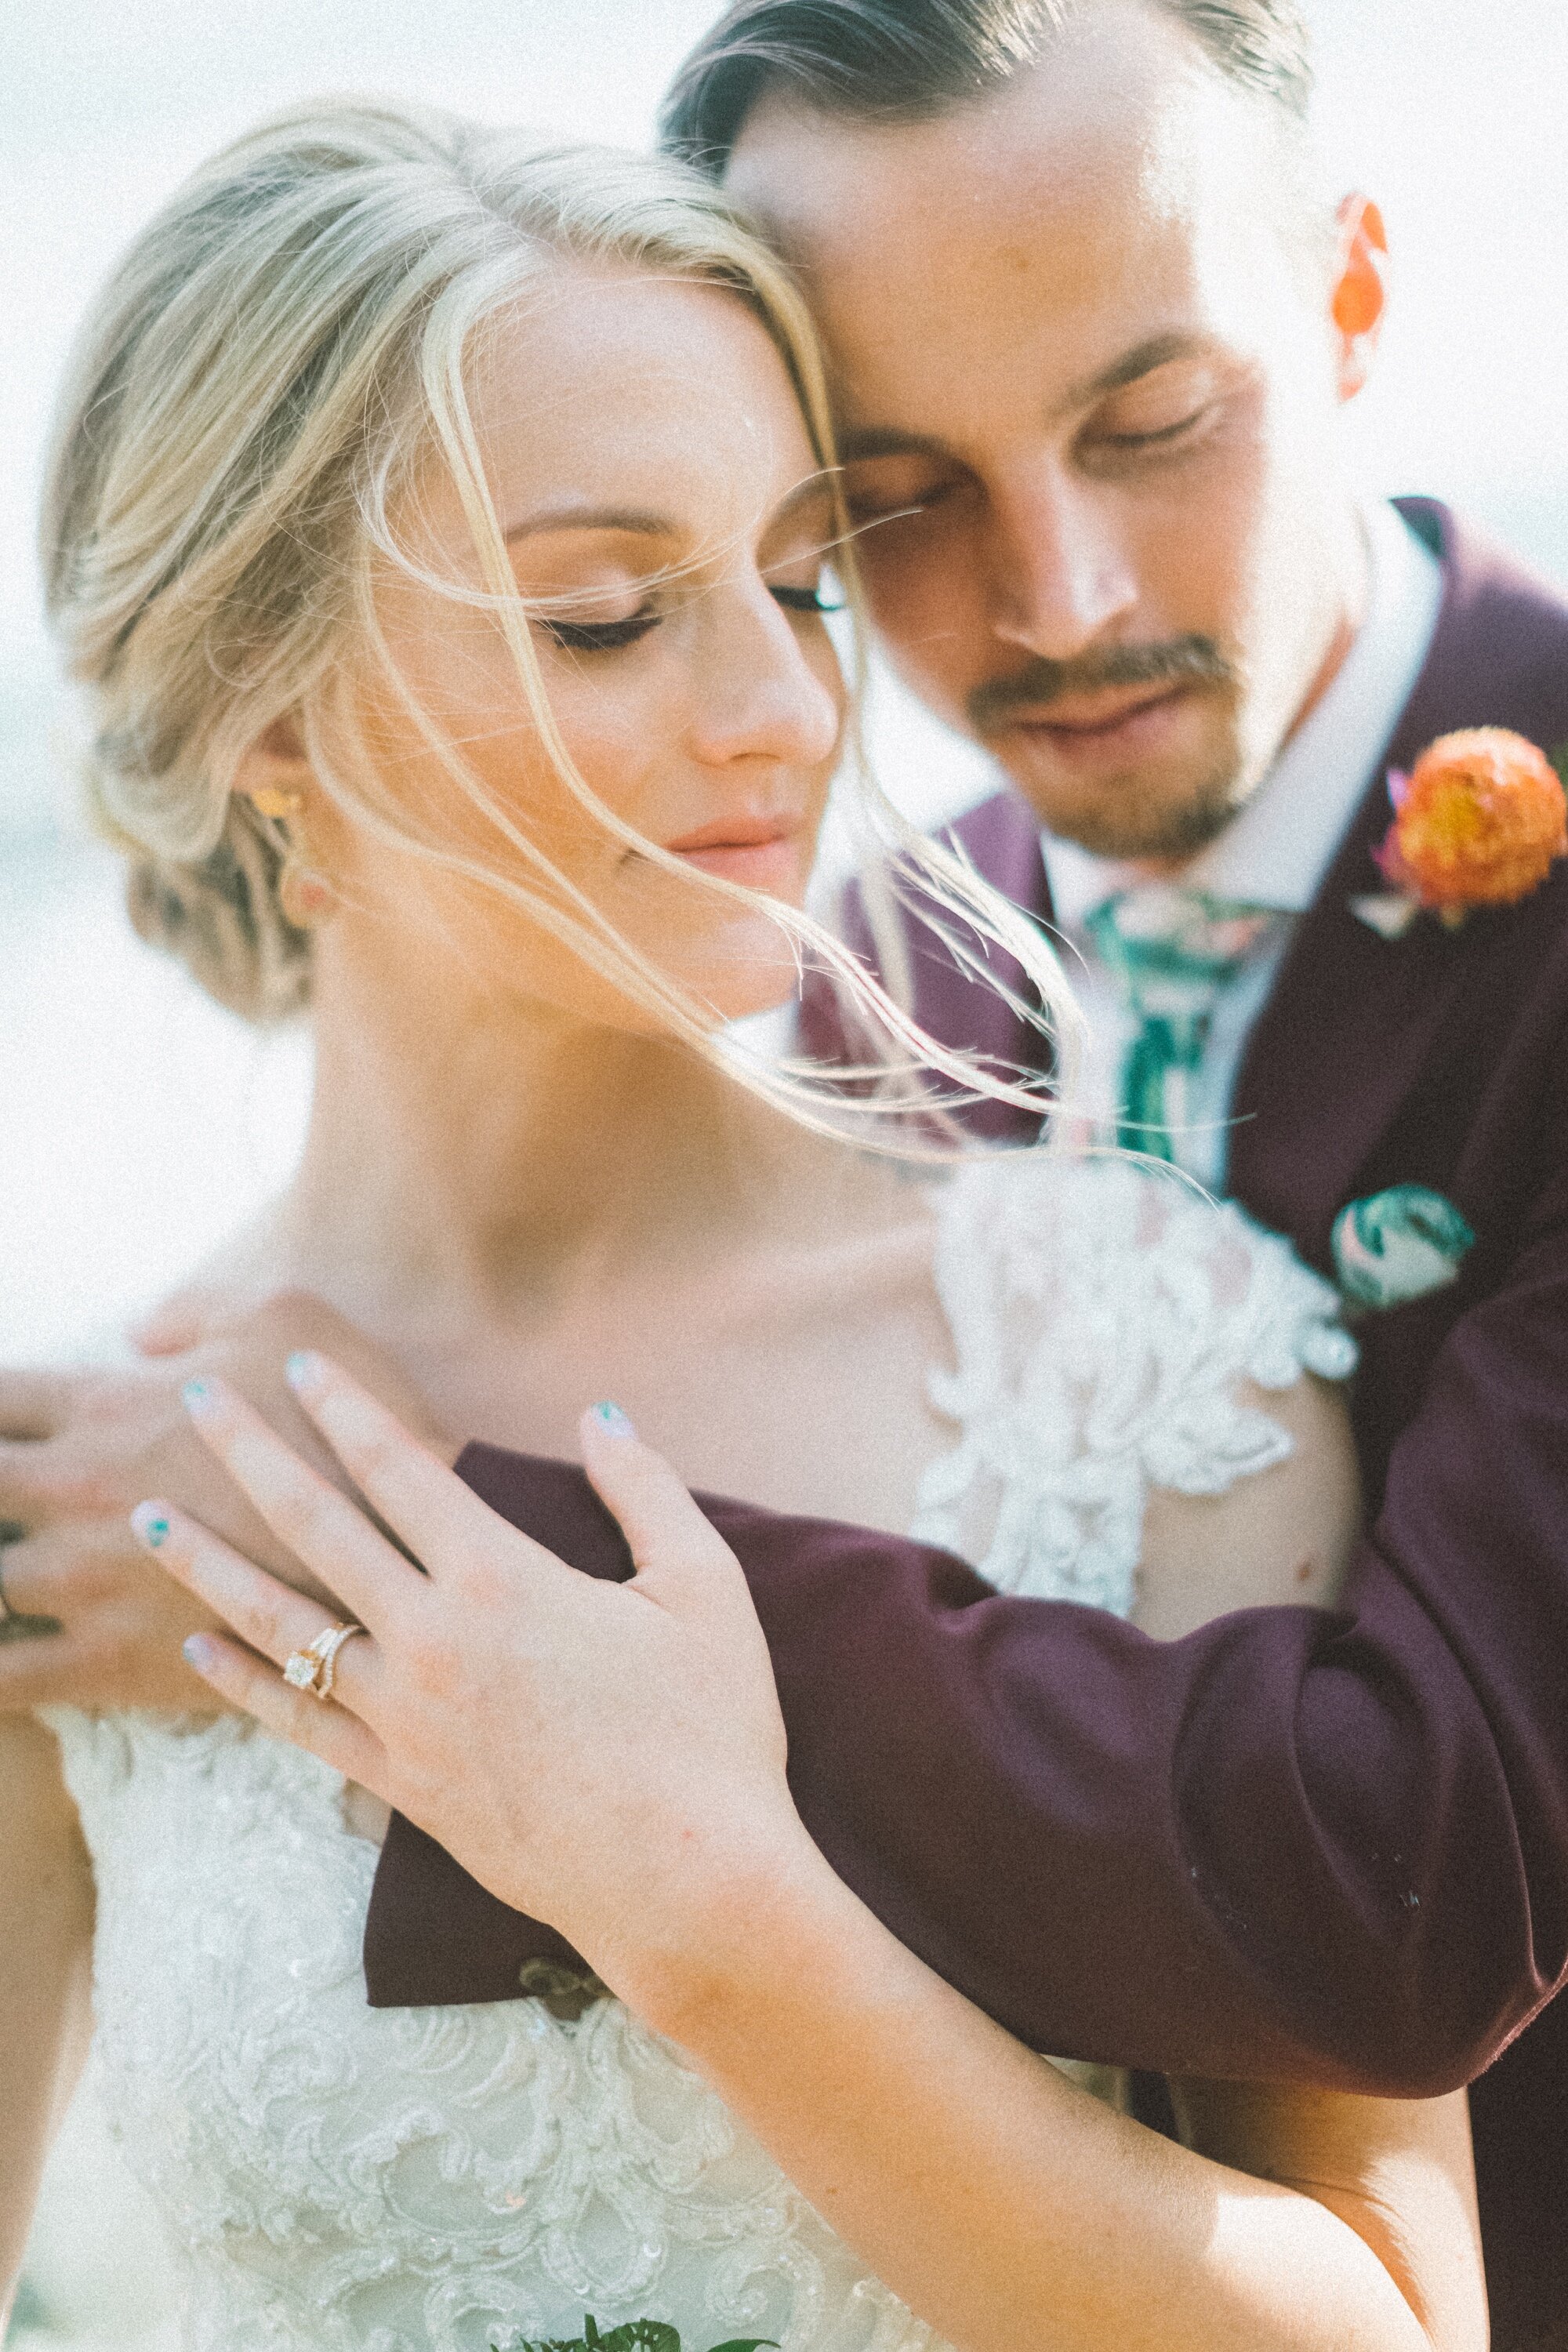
[
  {"xmin": 837, "ymin": 333, "xmax": 1220, "ymax": 461},
  {"xmin": 1065, "ymin": 331, "xmax": 1215, "ymax": 408}
]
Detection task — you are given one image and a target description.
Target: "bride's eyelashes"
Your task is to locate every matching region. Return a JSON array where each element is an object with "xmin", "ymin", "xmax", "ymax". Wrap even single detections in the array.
[
  {"xmin": 535, "ymin": 583, "xmax": 844, "ymax": 655},
  {"xmin": 536, "ymin": 607, "xmax": 662, "ymax": 652}
]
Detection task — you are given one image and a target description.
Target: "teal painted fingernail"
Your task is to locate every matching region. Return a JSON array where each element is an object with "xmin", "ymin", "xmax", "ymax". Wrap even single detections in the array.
[
  {"xmin": 285, "ymin": 1350, "xmax": 321, "ymax": 1392},
  {"xmin": 591, "ymin": 1401, "xmax": 636, "ymax": 1439},
  {"xmin": 183, "ymin": 1634, "xmax": 216, "ymax": 1671},
  {"xmin": 182, "ymin": 1376, "xmax": 219, "ymax": 1420},
  {"xmin": 131, "ymin": 1502, "xmax": 171, "ymax": 1550}
]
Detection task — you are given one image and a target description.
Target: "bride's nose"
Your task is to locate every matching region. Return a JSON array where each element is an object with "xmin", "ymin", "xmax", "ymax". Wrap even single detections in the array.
[{"xmin": 683, "ymin": 586, "xmax": 844, "ymax": 771}]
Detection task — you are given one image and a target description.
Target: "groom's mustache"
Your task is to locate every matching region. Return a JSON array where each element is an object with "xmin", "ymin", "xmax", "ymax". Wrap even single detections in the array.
[{"xmin": 967, "ymin": 636, "xmax": 1239, "ymax": 735}]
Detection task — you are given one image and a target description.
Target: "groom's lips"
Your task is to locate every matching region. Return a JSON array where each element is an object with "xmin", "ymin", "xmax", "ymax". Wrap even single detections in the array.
[
  {"xmin": 664, "ymin": 815, "xmax": 804, "ymax": 890},
  {"xmin": 999, "ymin": 683, "xmax": 1195, "ymax": 765}
]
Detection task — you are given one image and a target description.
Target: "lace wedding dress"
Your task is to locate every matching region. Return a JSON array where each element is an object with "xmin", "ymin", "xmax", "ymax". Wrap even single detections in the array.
[{"xmin": 42, "ymin": 1155, "xmax": 1353, "ymax": 2352}]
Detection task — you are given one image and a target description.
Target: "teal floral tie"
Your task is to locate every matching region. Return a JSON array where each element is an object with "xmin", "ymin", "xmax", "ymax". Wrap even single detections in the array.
[{"xmin": 1084, "ymin": 890, "xmax": 1281, "ymax": 1165}]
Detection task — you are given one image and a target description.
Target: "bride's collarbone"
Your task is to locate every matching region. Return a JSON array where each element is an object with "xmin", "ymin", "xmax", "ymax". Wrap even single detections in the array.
[{"xmin": 419, "ymin": 1221, "xmax": 949, "ymax": 1536}]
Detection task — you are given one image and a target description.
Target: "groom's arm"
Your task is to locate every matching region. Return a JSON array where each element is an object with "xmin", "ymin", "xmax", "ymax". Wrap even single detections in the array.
[
  {"xmin": 0, "ymin": 1297, "xmax": 454, "ymax": 1713},
  {"xmin": 374, "ymin": 1269, "xmax": 1566, "ymax": 2099}
]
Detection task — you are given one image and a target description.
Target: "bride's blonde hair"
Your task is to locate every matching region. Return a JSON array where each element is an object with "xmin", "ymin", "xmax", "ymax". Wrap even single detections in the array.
[{"xmin": 42, "ymin": 100, "xmax": 1078, "ymax": 1138}]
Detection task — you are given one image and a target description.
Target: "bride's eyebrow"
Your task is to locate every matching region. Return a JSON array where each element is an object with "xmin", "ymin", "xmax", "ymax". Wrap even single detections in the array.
[
  {"xmin": 503, "ymin": 475, "xmax": 839, "ymax": 562},
  {"xmin": 503, "ymin": 505, "xmax": 673, "ymax": 546}
]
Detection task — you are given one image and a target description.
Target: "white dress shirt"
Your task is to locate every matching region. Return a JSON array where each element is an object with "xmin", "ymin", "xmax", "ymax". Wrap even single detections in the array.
[{"xmin": 1044, "ymin": 500, "xmax": 1446, "ymax": 1188}]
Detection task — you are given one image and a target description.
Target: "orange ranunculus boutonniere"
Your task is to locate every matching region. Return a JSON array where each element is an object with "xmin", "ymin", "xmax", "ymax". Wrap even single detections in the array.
[{"xmin": 1353, "ymin": 729, "xmax": 1568, "ymax": 938}]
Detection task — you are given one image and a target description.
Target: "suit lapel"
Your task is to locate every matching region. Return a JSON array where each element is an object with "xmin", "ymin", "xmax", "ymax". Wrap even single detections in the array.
[
  {"xmin": 1229, "ymin": 501, "xmax": 1532, "ymax": 1258},
  {"xmin": 1227, "ymin": 788, "xmax": 1475, "ymax": 1259}
]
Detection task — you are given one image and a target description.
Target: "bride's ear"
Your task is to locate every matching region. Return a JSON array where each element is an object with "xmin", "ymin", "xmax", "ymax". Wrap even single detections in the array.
[
  {"xmin": 234, "ymin": 717, "xmax": 339, "ymax": 926},
  {"xmin": 234, "ymin": 714, "xmax": 312, "ymax": 822}
]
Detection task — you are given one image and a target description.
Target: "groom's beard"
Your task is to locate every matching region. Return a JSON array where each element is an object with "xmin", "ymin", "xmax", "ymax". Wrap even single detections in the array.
[{"xmin": 967, "ymin": 635, "xmax": 1250, "ymax": 862}]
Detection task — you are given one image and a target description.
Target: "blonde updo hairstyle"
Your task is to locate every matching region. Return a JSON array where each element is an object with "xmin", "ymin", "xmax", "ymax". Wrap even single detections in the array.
[{"xmin": 42, "ymin": 101, "xmax": 1076, "ymax": 1138}]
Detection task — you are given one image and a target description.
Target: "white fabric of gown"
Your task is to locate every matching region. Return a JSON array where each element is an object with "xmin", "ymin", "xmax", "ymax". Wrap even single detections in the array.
[{"xmin": 42, "ymin": 1155, "xmax": 1355, "ymax": 2352}]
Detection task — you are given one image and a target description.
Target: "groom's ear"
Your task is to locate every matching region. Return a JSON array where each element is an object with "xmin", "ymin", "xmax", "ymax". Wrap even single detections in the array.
[{"xmin": 1330, "ymin": 195, "xmax": 1389, "ymax": 401}]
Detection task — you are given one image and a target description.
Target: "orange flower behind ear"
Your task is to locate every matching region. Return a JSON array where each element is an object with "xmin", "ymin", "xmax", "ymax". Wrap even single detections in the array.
[{"xmin": 1377, "ymin": 729, "xmax": 1567, "ymax": 913}]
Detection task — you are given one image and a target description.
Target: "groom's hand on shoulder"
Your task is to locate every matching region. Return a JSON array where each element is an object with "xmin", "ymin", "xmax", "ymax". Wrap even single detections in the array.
[{"xmin": 0, "ymin": 1293, "xmax": 455, "ymax": 1713}]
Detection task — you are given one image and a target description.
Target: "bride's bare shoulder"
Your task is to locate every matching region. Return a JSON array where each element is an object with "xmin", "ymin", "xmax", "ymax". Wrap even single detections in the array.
[{"xmin": 1138, "ymin": 1368, "xmax": 1362, "ymax": 1640}]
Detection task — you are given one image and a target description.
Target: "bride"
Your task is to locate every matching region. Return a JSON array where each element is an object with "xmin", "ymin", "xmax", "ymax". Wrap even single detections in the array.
[{"xmin": 3, "ymin": 101, "xmax": 1482, "ymax": 2352}]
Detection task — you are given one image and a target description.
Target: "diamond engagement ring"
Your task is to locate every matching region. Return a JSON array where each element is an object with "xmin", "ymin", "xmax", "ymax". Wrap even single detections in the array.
[{"xmin": 282, "ymin": 1621, "xmax": 366, "ymax": 1702}]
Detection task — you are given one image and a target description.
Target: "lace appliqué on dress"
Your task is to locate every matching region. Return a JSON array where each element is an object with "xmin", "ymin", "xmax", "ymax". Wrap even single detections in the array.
[
  {"xmin": 911, "ymin": 1155, "xmax": 1356, "ymax": 1617},
  {"xmin": 42, "ymin": 1706, "xmax": 944, "ymax": 2352}
]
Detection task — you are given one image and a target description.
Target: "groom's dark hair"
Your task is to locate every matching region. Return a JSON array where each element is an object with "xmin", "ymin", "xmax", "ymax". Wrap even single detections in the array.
[{"xmin": 659, "ymin": 0, "xmax": 1313, "ymax": 170}]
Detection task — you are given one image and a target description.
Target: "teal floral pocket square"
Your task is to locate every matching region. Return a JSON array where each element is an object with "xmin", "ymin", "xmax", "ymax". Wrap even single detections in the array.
[{"xmin": 1332, "ymin": 1185, "xmax": 1476, "ymax": 1312}]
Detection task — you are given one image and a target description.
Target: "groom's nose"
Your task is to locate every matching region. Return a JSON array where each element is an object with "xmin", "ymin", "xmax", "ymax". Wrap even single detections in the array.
[{"xmin": 982, "ymin": 466, "xmax": 1142, "ymax": 666}]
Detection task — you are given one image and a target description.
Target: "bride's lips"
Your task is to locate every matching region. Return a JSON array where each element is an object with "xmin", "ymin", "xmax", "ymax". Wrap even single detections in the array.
[{"xmin": 663, "ymin": 816, "xmax": 804, "ymax": 891}]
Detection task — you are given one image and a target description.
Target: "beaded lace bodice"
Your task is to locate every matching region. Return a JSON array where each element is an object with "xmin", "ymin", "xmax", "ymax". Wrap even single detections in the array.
[{"xmin": 44, "ymin": 1154, "xmax": 1352, "ymax": 2352}]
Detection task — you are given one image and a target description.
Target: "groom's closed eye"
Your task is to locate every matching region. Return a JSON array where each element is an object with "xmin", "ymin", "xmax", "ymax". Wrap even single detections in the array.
[{"xmin": 1078, "ymin": 356, "xmax": 1250, "ymax": 470}]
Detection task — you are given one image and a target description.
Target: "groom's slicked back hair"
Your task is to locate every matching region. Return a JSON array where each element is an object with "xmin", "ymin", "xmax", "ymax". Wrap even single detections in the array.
[{"xmin": 659, "ymin": 0, "xmax": 1314, "ymax": 169}]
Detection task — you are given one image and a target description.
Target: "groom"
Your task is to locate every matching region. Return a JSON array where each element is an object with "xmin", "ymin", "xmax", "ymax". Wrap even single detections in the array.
[
  {"xmin": 3, "ymin": 3, "xmax": 1566, "ymax": 2343},
  {"xmin": 673, "ymin": 8, "xmax": 1568, "ymax": 2343}
]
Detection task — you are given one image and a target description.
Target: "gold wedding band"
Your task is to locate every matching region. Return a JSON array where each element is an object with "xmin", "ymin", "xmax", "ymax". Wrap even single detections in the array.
[{"xmin": 282, "ymin": 1621, "xmax": 366, "ymax": 1703}]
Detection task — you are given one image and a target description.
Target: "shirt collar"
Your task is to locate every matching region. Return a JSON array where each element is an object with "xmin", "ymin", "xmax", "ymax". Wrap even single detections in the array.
[{"xmin": 1044, "ymin": 499, "xmax": 1446, "ymax": 931}]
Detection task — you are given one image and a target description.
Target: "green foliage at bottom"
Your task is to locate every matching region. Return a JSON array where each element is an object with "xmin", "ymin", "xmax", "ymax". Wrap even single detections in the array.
[{"xmin": 506, "ymin": 2320, "xmax": 776, "ymax": 2352}]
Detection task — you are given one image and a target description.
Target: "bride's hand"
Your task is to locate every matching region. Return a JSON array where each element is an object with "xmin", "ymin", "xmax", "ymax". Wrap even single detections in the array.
[{"xmin": 133, "ymin": 1354, "xmax": 809, "ymax": 2006}]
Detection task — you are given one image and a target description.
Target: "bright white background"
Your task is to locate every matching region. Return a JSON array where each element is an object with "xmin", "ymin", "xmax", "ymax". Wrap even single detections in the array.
[
  {"xmin": 2, "ymin": 6, "xmax": 1566, "ymax": 2344},
  {"xmin": 3, "ymin": 0, "xmax": 1567, "ymax": 1356}
]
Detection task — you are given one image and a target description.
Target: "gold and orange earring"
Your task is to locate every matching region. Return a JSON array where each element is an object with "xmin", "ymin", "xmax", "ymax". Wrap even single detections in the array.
[
  {"xmin": 245, "ymin": 789, "xmax": 336, "ymax": 926},
  {"xmin": 248, "ymin": 786, "xmax": 305, "ymax": 822}
]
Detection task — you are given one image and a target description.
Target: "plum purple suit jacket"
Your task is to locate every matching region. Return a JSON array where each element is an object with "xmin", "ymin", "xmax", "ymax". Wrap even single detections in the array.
[{"xmin": 365, "ymin": 503, "xmax": 1568, "ymax": 2350}]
